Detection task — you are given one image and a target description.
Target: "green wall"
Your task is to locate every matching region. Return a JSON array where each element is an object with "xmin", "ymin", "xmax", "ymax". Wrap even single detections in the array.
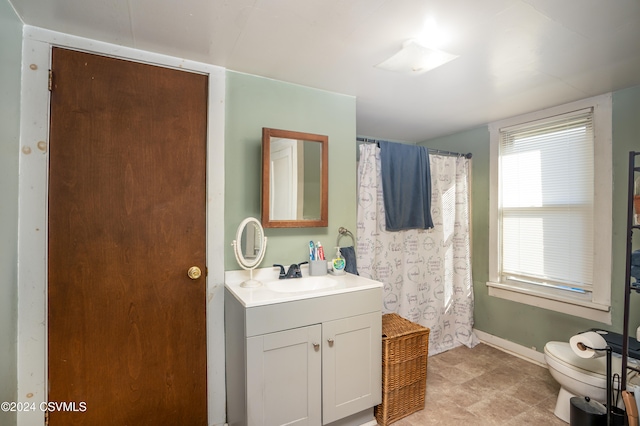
[
  {"xmin": 224, "ymin": 72, "xmax": 357, "ymax": 270},
  {"xmin": 419, "ymin": 86, "xmax": 640, "ymax": 353},
  {"xmin": 0, "ymin": 0, "xmax": 22, "ymax": 425}
]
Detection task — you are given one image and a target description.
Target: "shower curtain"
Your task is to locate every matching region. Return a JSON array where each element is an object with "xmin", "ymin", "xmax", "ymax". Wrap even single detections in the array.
[{"xmin": 356, "ymin": 143, "xmax": 478, "ymax": 355}]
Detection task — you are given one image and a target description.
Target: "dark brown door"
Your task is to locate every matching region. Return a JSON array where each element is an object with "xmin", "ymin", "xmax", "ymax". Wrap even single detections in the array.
[{"xmin": 48, "ymin": 48, "xmax": 208, "ymax": 425}]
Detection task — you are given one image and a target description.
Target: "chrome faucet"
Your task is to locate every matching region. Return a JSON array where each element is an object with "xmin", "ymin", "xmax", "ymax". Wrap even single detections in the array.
[{"xmin": 273, "ymin": 262, "xmax": 308, "ymax": 279}]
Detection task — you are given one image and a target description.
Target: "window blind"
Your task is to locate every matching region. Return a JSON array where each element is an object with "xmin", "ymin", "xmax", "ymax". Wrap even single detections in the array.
[{"xmin": 499, "ymin": 108, "xmax": 594, "ymax": 290}]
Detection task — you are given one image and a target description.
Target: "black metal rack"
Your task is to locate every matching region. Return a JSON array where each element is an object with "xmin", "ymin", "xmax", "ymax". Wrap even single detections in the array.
[{"xmin": 621, "ymin": 151, "xmax": 640, "ymax": 390}]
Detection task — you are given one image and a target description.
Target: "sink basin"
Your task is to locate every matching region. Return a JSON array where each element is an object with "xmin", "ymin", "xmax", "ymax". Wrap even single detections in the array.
[
  {"xmin": 226, "ymin": 267, "xmax": 383, "ymax": 307},
  {"xmin": 265, "ymin": 276, "xmax": 338, "ymax": 293}
]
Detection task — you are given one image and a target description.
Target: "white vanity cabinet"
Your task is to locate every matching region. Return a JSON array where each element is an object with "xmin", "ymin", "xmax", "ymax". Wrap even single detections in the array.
[{"xmin": 225, "ymin": 284, "xmax": 382, "ymax": 426}]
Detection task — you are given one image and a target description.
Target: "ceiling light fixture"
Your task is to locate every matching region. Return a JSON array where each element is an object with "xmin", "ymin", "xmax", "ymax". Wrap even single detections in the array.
[{"xmin": 376, "ymin": 39, "xmax": 458, "ymax": 75}]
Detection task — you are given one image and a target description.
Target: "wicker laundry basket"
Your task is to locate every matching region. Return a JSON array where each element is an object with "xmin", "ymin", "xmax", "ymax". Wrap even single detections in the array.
[{"xmin": 374, "ymin": 313, "xmax": 430, "ymax": 426}]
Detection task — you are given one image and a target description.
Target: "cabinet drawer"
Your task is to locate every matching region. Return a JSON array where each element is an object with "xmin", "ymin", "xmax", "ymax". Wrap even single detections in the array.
[{"xmin": 244, "ymin": 287, "xmax": 381, "ymax": 337}]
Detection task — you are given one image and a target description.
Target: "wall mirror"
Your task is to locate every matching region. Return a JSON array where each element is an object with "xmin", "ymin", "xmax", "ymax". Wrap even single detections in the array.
[
  {"xmin": 232, "ymin": 217, "xmax": 267, "ymax": 287},
  {"xmin": 261, "ymin": 128, "xmax": 328, "ymax": 228}
]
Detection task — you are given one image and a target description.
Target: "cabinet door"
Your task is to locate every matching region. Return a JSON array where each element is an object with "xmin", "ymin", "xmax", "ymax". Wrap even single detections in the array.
[
  {"xmin": 322, "ymin": 312, "xmax": 382, "ymax": 424},
  {"xmin": 247, "ymin": 325, "xmax": 322, "ymax": 426}
]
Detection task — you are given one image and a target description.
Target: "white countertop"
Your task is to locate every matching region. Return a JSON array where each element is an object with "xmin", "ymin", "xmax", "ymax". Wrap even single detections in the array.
[{"xmin": 225, "ymin": 265, "xmax": 383, "ymax": 308}]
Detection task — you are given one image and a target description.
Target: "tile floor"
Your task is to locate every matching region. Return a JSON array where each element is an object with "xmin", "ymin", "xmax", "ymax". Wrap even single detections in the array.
[{"xmin": 390, "ymin": 343, "xmax": 565, "ymax": 425}]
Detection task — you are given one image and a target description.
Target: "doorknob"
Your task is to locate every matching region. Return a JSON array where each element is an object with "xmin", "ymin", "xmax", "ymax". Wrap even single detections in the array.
[{"xmin": 187, "ymin": 266, "xmax": 202, "ymax": 280}]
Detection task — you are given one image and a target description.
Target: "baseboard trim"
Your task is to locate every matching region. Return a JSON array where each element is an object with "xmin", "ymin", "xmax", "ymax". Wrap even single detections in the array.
[{"xmin": 473, "ymin": 329, "xmax": 547, "ymax": 366}]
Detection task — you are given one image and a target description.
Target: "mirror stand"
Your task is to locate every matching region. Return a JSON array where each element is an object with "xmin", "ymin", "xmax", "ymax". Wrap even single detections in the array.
[
  {"xmin": 233, "ymin": 261, "xmax": 263, "ymax": 288},
  {"xmin": 232, "ymin": 217, "xmax": 268, "ymax": 288}
]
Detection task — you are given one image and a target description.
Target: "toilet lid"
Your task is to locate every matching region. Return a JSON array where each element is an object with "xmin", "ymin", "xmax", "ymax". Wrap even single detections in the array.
[{"xmin": 545, "ymin": 341, "xmax": 623, "ymax": 378}]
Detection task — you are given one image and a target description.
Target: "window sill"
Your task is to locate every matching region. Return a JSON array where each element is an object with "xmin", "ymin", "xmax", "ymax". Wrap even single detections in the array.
[{"xmin": 486, "ymin": 281, "xmax": 611, "ymax": 324}]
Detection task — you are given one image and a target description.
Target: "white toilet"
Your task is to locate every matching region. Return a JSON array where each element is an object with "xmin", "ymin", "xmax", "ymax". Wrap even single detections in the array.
[{"xmin": 544, "ymin": 341, "xmax": 640, "ymax": 423}]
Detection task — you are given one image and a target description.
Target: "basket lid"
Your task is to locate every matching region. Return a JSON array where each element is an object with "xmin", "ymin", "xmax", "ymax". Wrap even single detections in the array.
[{"xmin": 381, "ymin": 313, "xmax": 429, "ymax": 339}]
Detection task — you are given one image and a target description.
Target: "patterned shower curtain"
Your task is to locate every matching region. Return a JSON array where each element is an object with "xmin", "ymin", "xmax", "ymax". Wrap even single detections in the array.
[{"xmin": 356, "ymin": 143, "xmax": 479, "ymax": 355}]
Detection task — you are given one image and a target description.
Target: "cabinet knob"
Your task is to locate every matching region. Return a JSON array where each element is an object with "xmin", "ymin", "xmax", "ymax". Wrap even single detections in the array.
[
  {"xmin": 313, "ymin": 343, "xmax": 320, "ymax": 351},
  {"xmin": 327, "ymin": 338, "xmax": 334, "ymax": 347}
]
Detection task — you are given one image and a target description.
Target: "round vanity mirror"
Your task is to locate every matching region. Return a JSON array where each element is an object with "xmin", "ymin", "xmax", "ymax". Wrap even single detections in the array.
[{"xmin": 232, "ymin": 217, "xmax": 267, "ymax": 287}]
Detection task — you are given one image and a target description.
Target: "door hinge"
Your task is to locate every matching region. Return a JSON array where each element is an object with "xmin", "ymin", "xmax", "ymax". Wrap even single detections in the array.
[{"xmin": 48, "ymin": 70, "xmax": 52, "ymax": 91}]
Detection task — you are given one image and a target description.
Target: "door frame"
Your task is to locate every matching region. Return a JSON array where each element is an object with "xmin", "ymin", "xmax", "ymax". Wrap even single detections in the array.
[{"xmin": 17, "ymin": 26, "xmax": 226, "ymax": 426}]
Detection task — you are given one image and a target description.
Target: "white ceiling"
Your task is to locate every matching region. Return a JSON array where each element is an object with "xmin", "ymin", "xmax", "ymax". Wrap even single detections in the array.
[{"xmin": 9, "ymin": 0, "xmax": 640, "ymax": 142}]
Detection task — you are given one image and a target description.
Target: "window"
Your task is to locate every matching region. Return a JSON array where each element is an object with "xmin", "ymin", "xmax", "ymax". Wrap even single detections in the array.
[
  {"xmin": 487, "ymin": 94, "xmax": 612, "ymax": 323},
  {"xmin": 501, "ymin": 109, "xmax": 594, "ymax": 290}
]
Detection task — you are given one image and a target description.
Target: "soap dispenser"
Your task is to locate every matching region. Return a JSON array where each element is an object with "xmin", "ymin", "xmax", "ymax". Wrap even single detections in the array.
[{"xmin": 330, "ymin": 247, "xmax": 346, "ymax": 275}]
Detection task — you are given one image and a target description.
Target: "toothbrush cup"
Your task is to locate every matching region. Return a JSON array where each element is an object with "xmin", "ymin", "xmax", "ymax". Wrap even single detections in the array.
[{"xmin": 309, "ymin": 260, "xmax": 328, "ymax": 276}]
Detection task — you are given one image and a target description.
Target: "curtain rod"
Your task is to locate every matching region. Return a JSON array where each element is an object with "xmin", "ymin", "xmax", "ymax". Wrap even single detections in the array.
[{"xmin": 356, "ymin": 137, "xmax": 472, "ymax": 159}]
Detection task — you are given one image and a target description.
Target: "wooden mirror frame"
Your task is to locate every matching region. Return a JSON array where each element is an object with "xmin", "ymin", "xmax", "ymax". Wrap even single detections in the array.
[{"xmin": 261, "ymin": 128, "xmax": 328, "ymax": 228}]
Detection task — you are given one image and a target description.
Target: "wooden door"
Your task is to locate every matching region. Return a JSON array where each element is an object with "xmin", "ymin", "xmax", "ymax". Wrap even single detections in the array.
[
  {"xmin": 47, "ymin": 48, "xmax": 208, "ymax": 425},
  {"xmin": 246, "ymin": 325, "xmax": 322, "ymax": 425}
]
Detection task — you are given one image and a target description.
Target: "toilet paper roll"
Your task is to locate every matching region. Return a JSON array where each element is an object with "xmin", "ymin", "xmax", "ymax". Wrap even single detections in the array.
[{"xmin": 570, "ymin": 331, "xmax": 608, "ymax": 359}]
